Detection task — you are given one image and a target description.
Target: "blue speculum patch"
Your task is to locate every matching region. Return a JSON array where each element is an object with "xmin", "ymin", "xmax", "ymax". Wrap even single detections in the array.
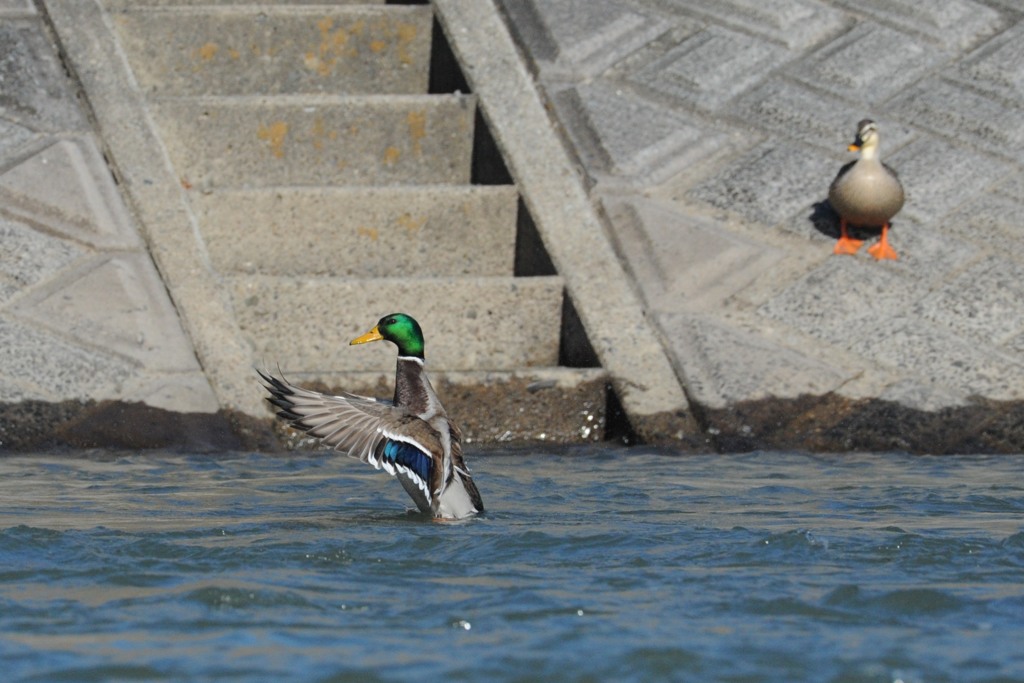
[{"xmin": 384, "ymin": 440, "xmax": 431, "ymax": 486}]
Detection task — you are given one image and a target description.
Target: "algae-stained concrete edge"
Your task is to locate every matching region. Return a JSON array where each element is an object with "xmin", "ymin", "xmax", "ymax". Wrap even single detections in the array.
[
  {"xmin": 433, "ymin": 0, "xmax": 698, "ymax": 443},
  {"xmin": 43, "ymin": 0, "xmax": 265, "ymax": 417}
]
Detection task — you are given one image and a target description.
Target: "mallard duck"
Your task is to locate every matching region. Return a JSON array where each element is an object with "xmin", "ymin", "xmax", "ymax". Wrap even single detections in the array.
[
  {"xmin": 258, "ymin": 313, "xmax": 483, "ymax": 520},
  {"xmin": 828, "ymin": 119, "xmax": 905, "ymax": 260}
]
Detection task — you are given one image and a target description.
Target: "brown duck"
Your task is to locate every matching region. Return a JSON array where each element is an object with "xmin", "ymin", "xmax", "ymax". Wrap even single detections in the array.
[{"xmin": 829, "ymin": 119, "xmax": 905, "ymax": 260}]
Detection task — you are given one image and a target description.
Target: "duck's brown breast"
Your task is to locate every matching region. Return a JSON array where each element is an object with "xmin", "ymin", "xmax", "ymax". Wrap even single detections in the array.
[{"xmin": 829, "ymin": 161, "xmax": 904, "ymax": 226}]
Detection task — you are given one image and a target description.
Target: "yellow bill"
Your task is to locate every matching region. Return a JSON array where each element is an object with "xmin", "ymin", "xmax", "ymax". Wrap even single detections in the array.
[{"xmin": 350, "ymin": 325, "xmax": 384, "ymax": 345}]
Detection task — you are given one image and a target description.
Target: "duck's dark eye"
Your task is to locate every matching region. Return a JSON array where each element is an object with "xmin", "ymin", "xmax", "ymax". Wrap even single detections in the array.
[{"xmin": 385, "ymin": 318, "xmax": 396, "ymax": 326}]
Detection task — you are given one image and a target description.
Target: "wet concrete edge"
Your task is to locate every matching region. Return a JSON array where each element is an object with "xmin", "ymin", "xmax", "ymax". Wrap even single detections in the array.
[{"xmin": 4, "ymin": 394, "xmax": 1024, "ymax": 454}]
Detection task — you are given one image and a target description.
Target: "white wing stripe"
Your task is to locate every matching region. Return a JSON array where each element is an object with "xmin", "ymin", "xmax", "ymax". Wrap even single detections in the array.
[
  {"xmin": 378, "ymin": 430, "xmax": 432, "ymax": 459},
  {"xmin": 395, "ymin": 463, "xmax": 430, "ymax": 497}
]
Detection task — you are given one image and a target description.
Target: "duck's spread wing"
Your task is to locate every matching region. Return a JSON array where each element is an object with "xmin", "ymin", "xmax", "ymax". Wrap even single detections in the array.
[{"xmin": 259, "ymin": 370, "xmax": 443, "ymax": 512}]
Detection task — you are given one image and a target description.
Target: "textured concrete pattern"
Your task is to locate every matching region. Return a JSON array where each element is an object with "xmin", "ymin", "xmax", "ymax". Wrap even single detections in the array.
[
  {"xmin": 495, "ymin": 0, "xmax": 1024, "ymax": 443},
  {"xmin": 435, "ymin": 0, "xmax": 696, "ymax": 441},
  {"xmin": 151, "ymin": 96, "xmax": 476, "ymax": 188},
  {"xmin": 13, "ymin": 0, "xmax": 623, "ymax": 449},
  {"xmin": 234, "ymin": 274, "xmax": 565, "ymax": 372},
  {"xmin": 0, "ymin": 6, "xmax": 218, "ymax": 420},
  {"xmin": 195, "ymin": 186, "xmax": 518, "ymax": 278},
  {"xmin": 5, "ymin": 0, "xmax": 1024, "ymax": 451},
  {"xmin": 111, "ymin": 6, "xmax": 433, "ymax": 96}
]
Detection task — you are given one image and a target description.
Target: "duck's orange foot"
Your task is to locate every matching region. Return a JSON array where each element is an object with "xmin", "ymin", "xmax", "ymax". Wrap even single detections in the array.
[
  {"xmin": 867, "ymin": 224, "xmax": 898, "ymax": 260},
  {"xmin": 833, "ymin": 236, "xmax": 864, "ymax": 255},
  {"xmin": 867, "ymin": 240, "xmax": 898, "ymax": 260}
]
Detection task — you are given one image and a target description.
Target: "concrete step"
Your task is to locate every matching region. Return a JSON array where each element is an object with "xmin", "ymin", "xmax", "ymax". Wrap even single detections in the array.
[
  {"xmin": 194, "ymin": 185, "xmax": 518, "ymax": 278},
  {"xmin": 152, "ymin": 95, "xmax": 475, "ymax": 188},
  {"xmin": 111, "ymin": 5, "xmax": 432, "ymax": 96},
  {"xmin": 283, "ymin": 367, "xmax": 611, "ymax": 443},
  {"xmin": 233, "ymin": 275, "xmax": 565, "ymax": 373}
]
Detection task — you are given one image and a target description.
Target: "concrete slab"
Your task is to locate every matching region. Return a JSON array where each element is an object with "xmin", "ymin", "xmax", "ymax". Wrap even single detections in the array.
[
  {"xmin": 870, "ymin": 215, "xmax": 977, "ymax": 276},
  {"xmin": 788, "ymin": 22, "xmax": 949, "ymax": 105},
  {"xmin": 0, "ymin": 316, "xmax": 137, "ymax": 402},
  {"xmin": 11, "ymin": 253, "xmax": 205, "ymax": 372},
  {"xmin": 0, "ymin": 0, "xmax": 33, "ymax": 16},
  {"xmin": 0, "ymin": 137, "xmax": 141, "ymax": 249},
  {"xmin": 830, "ymin": 0, "xmax": 1003, "ymax": 50},
  {"xmin": 0, "ymin": 215, "xmax": 85, "ymax": 305},
  {"xmin": 660, "ymin": 0, "xmax": 847, "ymax": 49},
  {"xmin": 194, "ymin": 185, "xmax": 517, "ymax": 277},
  {"xmin": 495, "ymin": 0, "xmax": 673, "ymax": 79},
  {"xmin": 994, "ymin": 171, "xmax": 1024, "ymax": 202},
  {"xmin": 914, "ymin": 255, "xmax": 1024, "ymax": 347},
  {"xmin": 875, "ymin": 379, "xmax": 970, "ymax": 412},
  {"xmin": 848, "ymin": 317, "xmax": 1024, "ymax": 401},
  {"xmin": 940, "ymin": 194, "xmax": 1024, "ymax": 256},
  {"xmin": 889, "ymin": 80, "xmax": 1024, "ymax": 163},
  {"xmin": 953, "ymin": 22, "xmax": 1024, "ymax": 104},
  {"xmin": 151, "ymin": 95, "xmax": 476, "ymax": 188},
  {"xmin": 888, "ymin": 135, "xmax": 1014, "ymax": 224},
  {"xmin": 0, "ymin": 117, "xmax": 37, "ymax": 157},
  {"xmin": 658, "ymin": 311, "xmax": 851, "ymax": 408},
  {"xmin": 0, "ymin": 6, "xmax": 226, "ymax": 422},
  {"xmin": 233, "ymin": 275, "xmax": 564, "ymax": 373},
  {"xmin": 729, "ymin": 78, "xmax": 918, "ymax": 154},
  {"xmin": 689, "ymin": 141, "xmax": 837, "ymax": 228},
  {"xmin": 118, "ymin": 372, "xmax": 220, "ymax": 414},
  {"xmin": 112, "ymin": 6, "xmax": 431, "ymax": 96},
  {"xmin": 603, "ymin": 197, "xmax": 784, "ymax": 313},
  {"xmin": 105, "ymin": 0, "xmax": 382, "ymax": 5},
  {"xmin": 436, "ymin": 0, "xmax": 698, "ymax": 441},
  {"xmin": 612, "ymin": 23, "xmax": 790, "ymax": 111},
  {"xmin": 0, "ymin": 20, "xmax": 86, "ymax": 132},
  {"xmin": 549, "ymin": 79, "xmax": 722, "ymax": 187},
  {"xmin": 47, "ymin": 0, "xmax": 271, "ymax": 417},
  {"xmin": 757, "ymin": 256, "xmax": 926, "ymax": 349},
  {"xmin": 5, "ymin": 0, "xmax": 1018, "ymax": 451}
]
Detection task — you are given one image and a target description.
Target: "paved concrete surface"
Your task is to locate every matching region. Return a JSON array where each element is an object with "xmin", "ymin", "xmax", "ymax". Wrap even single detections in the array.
[
  {"xmin": 434, "ymin": 0, "xmax": 695, "ymax": 440},
  {"xmin": 1, "ymin": 0, "xmax": 624, "ymax": 450},
  {"xmin": 0, "ymin": 1, "xmax": 219, "ymax": 418},
  {"xmin": 492, "ymin": 0, "xmax": 1024, "ymax": 450},
  {"xmin": 2, "ymin": 0, "xmax": 1023, "ymax": 452}
]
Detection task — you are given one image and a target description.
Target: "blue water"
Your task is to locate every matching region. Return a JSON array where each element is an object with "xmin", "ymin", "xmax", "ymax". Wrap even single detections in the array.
[{"xmin": 1, "ymin": 449, "xmax": 1022, "ymax": 682}]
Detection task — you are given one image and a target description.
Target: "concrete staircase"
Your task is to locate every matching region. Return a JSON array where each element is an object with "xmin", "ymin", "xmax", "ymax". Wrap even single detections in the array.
[{"xmin": 98, "ymin": 1, "xmax": 608, "ymax": 441}]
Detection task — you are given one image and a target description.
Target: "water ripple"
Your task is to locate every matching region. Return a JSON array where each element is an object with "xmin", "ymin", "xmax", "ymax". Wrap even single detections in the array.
[{"xmin": 0, "ymin": 451, "xmax": 1023, "ymax": 682}]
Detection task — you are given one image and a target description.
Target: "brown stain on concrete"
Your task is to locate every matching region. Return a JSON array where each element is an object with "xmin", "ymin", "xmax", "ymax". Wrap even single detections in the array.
[
  {"xmin": 309, "ymin": 116, "xmax": 338, "ymax": 152},
  {"xmin": 396, "ymin": 213, "xmax": 426, "ymax": 233},
  {"xmin": 396, "ymin": 22, "xmax": 418, "ymax": 66},
  {"xmin": 196, "ymin": 42, "xmax": 219, "ymax": 61},
  {"xmin": 305, "ymin": 15, "xmax": 373, "ymax": 77},
  {"xmin": 407, "ymin": 110, "xmax": 426, "ymax": 156},
  {"xmin": 257, "ymin": 121, "xmax": 289, "ymax": 159}
]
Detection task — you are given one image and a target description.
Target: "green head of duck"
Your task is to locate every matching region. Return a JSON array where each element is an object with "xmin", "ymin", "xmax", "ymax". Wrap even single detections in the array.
[{"xmin": 351, "ymin": 313, "xmax": 425, "ymax": 359}]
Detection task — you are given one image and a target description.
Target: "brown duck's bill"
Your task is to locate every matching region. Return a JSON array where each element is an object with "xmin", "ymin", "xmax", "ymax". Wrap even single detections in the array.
[
  {"xmin": 350, "ymin": 325, "xmax": 384, "ymax": 345},
  {"xmin": 847, "ymin": 143, "xmax": 861, "ymax": 152}
]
